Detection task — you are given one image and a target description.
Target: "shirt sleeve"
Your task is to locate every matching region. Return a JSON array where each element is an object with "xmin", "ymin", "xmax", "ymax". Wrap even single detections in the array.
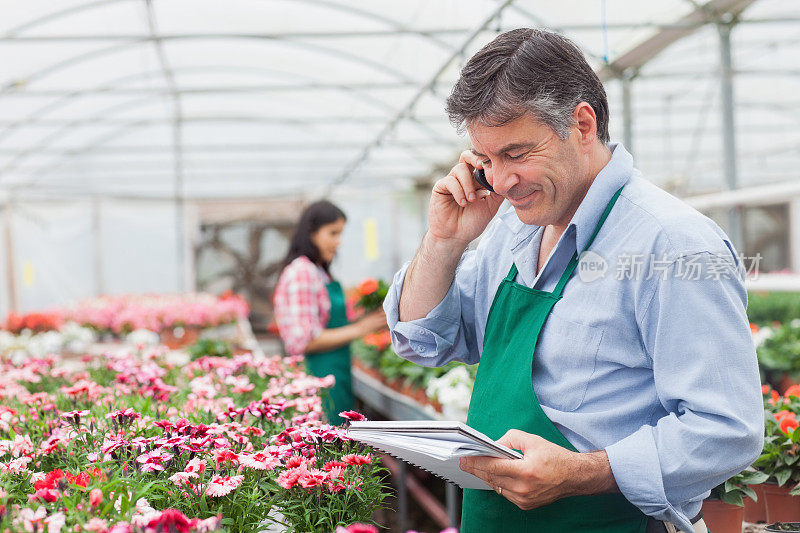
[
  {"xmin": 384, "ymin": 247, "xmax": 482, "ymax": 367},
  {"xmin": 274, "ymin": 259, "xmax": 330, "ymax": 356},
  {"xmin": 605, "ymin": 251, "xmax": 764, "ymax": 531}
]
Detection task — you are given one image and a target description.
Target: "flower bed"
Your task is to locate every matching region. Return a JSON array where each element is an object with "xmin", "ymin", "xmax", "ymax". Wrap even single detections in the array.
[
  {"xmin": 351, "ymin": 336, "xmax": 476, "ymax": 420},
  {"xmin": 0, "ymin": 346, "xmax": 387, "ymax": 532}
]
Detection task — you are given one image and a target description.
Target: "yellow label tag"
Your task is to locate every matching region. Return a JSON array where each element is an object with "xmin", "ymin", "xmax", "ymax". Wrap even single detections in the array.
[
  {"xmin": 23, "ymin": 261, "xmax": 35, "ymax": 288},
  {"xmin": 363, "ymin": 218, "xmax": 379, "ymax": 261}
]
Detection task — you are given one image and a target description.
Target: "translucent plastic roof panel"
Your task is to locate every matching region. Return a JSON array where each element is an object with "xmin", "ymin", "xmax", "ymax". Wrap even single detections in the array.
[{"xmin": 0, "ymin": 0, "xmax": 797, "ymax": 200}]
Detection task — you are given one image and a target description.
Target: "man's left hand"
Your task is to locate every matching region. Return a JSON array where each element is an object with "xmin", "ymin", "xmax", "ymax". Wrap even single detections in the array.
[{"xmin": 459, "ymin": 429, "xmax": 619, "ymax": 510}]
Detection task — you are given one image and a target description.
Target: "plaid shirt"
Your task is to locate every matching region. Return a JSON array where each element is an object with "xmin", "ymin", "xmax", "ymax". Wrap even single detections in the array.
[{"xmin": 273, "ymin": 256, "xmax": 331, "ymax": 356}]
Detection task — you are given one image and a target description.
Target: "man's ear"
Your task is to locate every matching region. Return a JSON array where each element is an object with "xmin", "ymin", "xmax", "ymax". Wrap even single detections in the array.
[{"xmin": 572, "ymin": 102, "xmax": 598, "ymax": 147}]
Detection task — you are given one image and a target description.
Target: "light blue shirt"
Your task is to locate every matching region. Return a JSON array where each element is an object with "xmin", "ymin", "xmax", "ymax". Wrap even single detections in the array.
[{"xmin": 384, "ymin": 144, "xmax": 764, "ymax": 531}]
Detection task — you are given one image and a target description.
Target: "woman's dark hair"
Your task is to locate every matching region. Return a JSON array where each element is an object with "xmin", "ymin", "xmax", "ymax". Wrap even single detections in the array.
[{"xmin": 282, "ymin": 200, "xmax": 347, "ymax": 274}]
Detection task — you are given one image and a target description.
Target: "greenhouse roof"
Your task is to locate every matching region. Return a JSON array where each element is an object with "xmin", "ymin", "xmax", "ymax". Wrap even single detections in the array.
[{"xmin": 0, "ymin": 0, "xmax": 797, "ymax": 200}]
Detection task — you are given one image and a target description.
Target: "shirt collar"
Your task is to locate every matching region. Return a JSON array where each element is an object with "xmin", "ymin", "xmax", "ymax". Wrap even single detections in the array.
[{"xmin": 499, "ymin": 142, "xmax": 633, "ymax": 253}]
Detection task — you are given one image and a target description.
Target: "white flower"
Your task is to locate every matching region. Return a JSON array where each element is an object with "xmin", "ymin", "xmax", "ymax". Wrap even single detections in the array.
[
  {"xmin": 752, "ymin": 326, "xmax": 774, "ymax": 348},
  {"xmin": 125, "ymin": 329, "xmax": 160, "ymax": 346}
]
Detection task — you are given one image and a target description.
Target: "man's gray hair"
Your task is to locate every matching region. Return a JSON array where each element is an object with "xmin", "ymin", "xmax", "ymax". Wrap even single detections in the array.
[{"xmin": 446, "ymin": 28, "xmax": 610, "ymax": 144}]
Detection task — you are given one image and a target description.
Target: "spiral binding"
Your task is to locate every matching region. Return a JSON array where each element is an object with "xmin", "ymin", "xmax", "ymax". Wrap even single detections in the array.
[{"xmin": 365, "ymin": 441, "xmax": 464, "ymax": 487}]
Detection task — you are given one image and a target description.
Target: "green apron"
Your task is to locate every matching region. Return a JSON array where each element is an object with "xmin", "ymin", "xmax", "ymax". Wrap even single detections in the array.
[
  {"xmin": 304, "ymin": 280, "xmax": 354, "ymax": 426},
  {"xmin": 462, "ymin": 187, "xmax": 648, "ymax": 533}
]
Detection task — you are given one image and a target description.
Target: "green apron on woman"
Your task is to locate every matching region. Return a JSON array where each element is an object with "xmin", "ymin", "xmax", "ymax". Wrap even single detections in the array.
[
  {"xmin": 462, "ymin": 187, "xmax": 649, "ymax": 532},
  {"xmin": 304, "ymin": 279, "xmax": 354, "ymax": 426}
]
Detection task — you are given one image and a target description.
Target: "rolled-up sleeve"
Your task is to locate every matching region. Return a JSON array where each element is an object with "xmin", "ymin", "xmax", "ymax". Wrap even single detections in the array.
[
  {"xmin": 605, "ymin": 251, "xmax": 764, "ymax": 531},
  {"xmin": 384, "ymin": 250, "xmax": 482, "ymax": 367}
]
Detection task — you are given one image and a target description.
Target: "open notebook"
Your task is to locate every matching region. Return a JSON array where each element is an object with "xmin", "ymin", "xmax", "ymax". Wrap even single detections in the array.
[{"xmin": 347, "ymin": 420, "xmax": 523, "ymax": 490}]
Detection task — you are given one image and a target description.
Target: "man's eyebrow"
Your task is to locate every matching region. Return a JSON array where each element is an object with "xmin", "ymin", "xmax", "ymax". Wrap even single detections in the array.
[{"xmin": 470, "ymin": 143, "xmax": 534, "ymax": 158}]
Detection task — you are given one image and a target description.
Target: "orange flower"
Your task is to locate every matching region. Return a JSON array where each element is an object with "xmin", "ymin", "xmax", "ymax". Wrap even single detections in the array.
[
  {"xmin": 750, "ymin": 323, "xmax": 760, "ymax": 334},
  {"xmin": 358, "ymin": 278, "xmax": 379, "ymax": 296},
  {"xmin": 786, "ymin": 385, "xmax": 800, "ymax": 398},
  {"xmin": 772, "ymin": 390, "xmax": 781, "ymax": 402},
  {"xmin": 363, "ymin": 330, "xmax": 391, "ymax": 351},
  {"xmin": 781, "ymin": 416, "xmax": 799, "ymax": 435},
  {"xmin": 763, "ymin": 384, "xmax": 772, "ymax": 395},
  {"xmin": 774, "ymin": 410, "xmax": 796, "ymax": 422}
]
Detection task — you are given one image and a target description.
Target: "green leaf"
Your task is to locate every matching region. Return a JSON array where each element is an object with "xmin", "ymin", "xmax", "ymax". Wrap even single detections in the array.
[{"xmin": 776, "ymin": 468, "xmax": 792, "ymax": 486}]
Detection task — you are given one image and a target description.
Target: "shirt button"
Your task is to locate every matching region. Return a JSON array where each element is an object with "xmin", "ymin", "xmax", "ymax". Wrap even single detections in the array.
[{"xmin": 417, "ymin": 345, "xmax": 426, "ymax": 353}]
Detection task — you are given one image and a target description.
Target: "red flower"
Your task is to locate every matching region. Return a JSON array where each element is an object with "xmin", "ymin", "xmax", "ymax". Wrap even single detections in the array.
[
  {"xmin": 285, "ymin": 455, "xmax": 304, "ymax": 468},
  {"xmin": 781, "ymin": 416, "xmax": 799, "ymax": 435},
  {"xmin": 342, "ymin": 453, "xmax": 372, "ymax": 466},
  {"xmin": 323, "ymin": 460, "xmax": 348, "ymax": 472},
  {"xmin": 338, "ymin": 410, "xmax": 367, "ymax": 422},
  {"xmin": 786, "ymin": 385, "xmax": 800, "ymax": 398},
  {"xmin": 763, "ymin": 384, "xmax": 772, "ymax": 395},
  {"xmin": 357, "ymin": 278, "xmax": 379, "ymax": 296},
  {"xmin": 214, "ymin": 449, "xmax": 239, "ymax": 468},
  {"xmin": 34, "ymin": 469, "xmax": 66, "ymax": 490},
  {"xmin": 145, "ymin": 509, "xmax": 192, "ymax": 533}
]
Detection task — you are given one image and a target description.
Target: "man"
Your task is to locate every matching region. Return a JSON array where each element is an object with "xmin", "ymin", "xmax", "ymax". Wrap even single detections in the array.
[{"xmin": 384, "ymin": 28, "xmax": 763, "ymax": 533}]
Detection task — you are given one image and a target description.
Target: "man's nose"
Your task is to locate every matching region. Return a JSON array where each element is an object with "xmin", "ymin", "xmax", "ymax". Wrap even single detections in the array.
[{"xmin": 488, "ymin": 165, "xmax": 519, "ymax": 196}]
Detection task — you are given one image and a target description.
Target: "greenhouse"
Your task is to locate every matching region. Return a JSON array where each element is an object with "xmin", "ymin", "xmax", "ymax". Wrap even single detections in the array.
[{"xmin": 1, "ymin": 0, "xmax": 800, "ymax": 532}]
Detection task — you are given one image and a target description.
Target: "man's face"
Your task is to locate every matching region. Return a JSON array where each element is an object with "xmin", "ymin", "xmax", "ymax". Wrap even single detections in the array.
[{"xmin": 468, "ymin": 113, "xmax": 587, "ymax": 227}]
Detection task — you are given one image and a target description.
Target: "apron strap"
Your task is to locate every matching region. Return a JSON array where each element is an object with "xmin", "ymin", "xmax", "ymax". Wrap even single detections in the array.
[
  {"xmin": 505, "ymin": 263, "xmax": 519, "ymax": 282},
  {"xmin": 552, "ymin": 186, "xmax": 625, "ymax": 297}
]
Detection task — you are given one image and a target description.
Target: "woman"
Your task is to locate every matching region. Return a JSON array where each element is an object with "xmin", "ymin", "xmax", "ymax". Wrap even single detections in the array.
[{"xmin": 273, "ymin": 200, "xmax": 386, "ymax": 425}]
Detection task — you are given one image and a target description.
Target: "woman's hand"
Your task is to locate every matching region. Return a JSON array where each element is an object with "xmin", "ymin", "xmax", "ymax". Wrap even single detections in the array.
[
  {"xmin": 356, "ymin": 309, "xmax": 387, "ymax": 336},
  {"xmin": 428, "ymin": 150, "xmax": 505, "ymax": 246}
]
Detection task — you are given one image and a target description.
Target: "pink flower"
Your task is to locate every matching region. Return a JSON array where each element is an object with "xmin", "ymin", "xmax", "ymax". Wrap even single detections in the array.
[
  {"xmin": 29, "ymin": 488, "xmax": 60, "ymax": 503},
  {"xmin": 285, "ymin": 455, "xmax": 304, "ymax": 468},
  {"xmin": 277, "ymin": 466, "xmax": 305, "ymax": 489},
  {"xmin": 84, "ymin": 518, "xmax": 109, "ymax": 532},
  {"xmin": 61, "ymin": 409, "xmax": 90, "ymax": 420},
  {"xmin": 11, "ymin": 434, "xmax": 34, "ymax": 456},
  {"xmin": 323, "ymin": 460, "xmax": 348, "ymax": 472},
  {"xmin": 90, "ymin": 488, "xmax": 103, "ymax": 507},
  {"xmin": 214, "ymin": 449, "xmax": 239, "ymax": 468},
  {"xmin": 184, "ymin": 457, "xmax": 207, "ymax": 474},
  {"xmin": 136, "ymin": 450, "xmax": 173, "ymax": 472},
  {"xmin": 338, "ymin": 410, "xmax": 367, "ymax": 422},
  {"xmin": 342, "ymin": 453, "xmax": 372, "ymax": 466},
  {"xmin": 1, "ymin": 456, "xmax": 32, "ymax": 474},
  {"xmin": 168, "ymin": 471, "xmax": 198, "ymax": 487},
  {"xmin": 335, "ymin": 525, "xmax": 378, "ymax": 533},
  {"xmin": 239, "ymin": 452, "xmax": 280, "ymax": 471},
  {"xmin": 205, "ymin": 474, "xmax": 244, "ymax": 497}
]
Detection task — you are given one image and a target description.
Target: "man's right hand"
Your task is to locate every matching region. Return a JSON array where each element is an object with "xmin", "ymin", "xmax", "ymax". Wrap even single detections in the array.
[
  {"xmin": 428, "ymin": 150, "xmax": 505, "ymax": 245},
  {"xmin": 398, "ymin": 152, "xmax": 505, "ymax": 322}
]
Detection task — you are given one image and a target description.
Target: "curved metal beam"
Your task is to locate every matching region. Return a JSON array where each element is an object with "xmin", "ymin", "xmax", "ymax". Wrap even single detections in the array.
[
  {"xmin": 0, "ymin": 64, "xmax": 452, "ymax": 178},
  {"xmin": 4, "ymin": 0, "xmax": 455, "ymax": 52},
  {"xmin": 1, "ymin": 35, "xmax": 420, "ymax": 96},
  {"xmin": 330, "ymin": 0, "xmax": 517, "ymax": 189}
]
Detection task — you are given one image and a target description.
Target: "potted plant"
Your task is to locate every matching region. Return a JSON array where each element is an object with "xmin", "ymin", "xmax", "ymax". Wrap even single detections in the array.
[
  {"xmin": 704, "ymin": 469, "xmax": 769, "ymax": 533},
  {"xmin": 754, "ymin": 396, "xmax": 800, "ymax": 522}
]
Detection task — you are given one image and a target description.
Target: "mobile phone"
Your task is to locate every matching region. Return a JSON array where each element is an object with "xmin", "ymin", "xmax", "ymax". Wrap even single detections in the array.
[{"xmin": 473, "ymin": 168, "xmax": 494, "ymax": 193}]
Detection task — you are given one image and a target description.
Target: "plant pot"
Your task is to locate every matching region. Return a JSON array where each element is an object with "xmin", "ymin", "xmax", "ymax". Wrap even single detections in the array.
[
  {"xmin": 745, "ymin": 482, "xmax": 769, "ymax": 523},
  {"xmin": 779, "ymin": 374, "xmax": 799, "ymax": 395},
  {"xmin": 702, "ymin": 498, "xmax": 744, "ymax": 533},
  {"xmin": 765, "ymin": 482, "xmax": 800, "ymax": 523},
  {"xmin": 765, "ymin": 523, "xmax": 800, "ymax": 532},
  {"xmin": 160, "ymin": 326, "xmax": 200, "ymax": 349}
]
